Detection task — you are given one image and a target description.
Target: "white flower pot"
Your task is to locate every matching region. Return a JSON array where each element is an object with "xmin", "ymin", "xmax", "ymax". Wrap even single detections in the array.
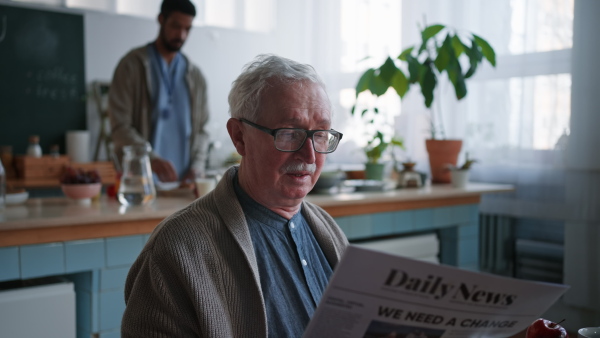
[{"xmin": 450, "ymin": 170, "xmax": 469, "ymax": 188}]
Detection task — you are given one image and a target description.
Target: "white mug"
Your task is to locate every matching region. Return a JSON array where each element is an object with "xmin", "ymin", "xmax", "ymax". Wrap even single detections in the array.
[
  {"xmin": 579, "ymin": 327, "xmax": 600, "ymax": 338},
  {"xmin": 195, "ymin": 178, "xmax": 216, "ymax": 198}
]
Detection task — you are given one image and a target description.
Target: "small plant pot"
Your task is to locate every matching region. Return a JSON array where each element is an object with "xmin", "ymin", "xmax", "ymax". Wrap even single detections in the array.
[
  {"xmin": 365, "ymin": 163, "xmax": 386, "ymax": 181},
  {"xmin": 425, "ymin": 139, "xmax": 462, "ymax": 184},
  {"xmin": 450, "ymin": 170, "xmax": 469, "ymax": 188}
]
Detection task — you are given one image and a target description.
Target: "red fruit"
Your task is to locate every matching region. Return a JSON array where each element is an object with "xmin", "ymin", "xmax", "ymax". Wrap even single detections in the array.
[{"xmin": 526, "ymin": 318, "xmax": 568, "ymax": 338}]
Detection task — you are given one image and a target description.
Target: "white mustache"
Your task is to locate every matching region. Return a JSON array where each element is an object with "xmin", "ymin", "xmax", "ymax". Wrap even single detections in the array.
[{"xmin": 281, "ymin": 162, "xmax": 316, "ymax": 174}]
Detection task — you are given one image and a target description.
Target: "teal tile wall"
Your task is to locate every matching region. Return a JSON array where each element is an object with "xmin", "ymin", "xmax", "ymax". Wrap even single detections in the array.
[
  {"xmin": 66, "ymin": 239, "xmax": 105, "ymax": 273},
  {"xmin": 99, "ymin": 329, "xmax": 121, "ymax": 338},
  {"xmin": 394, "ymin": 211, "xmax": 413, "ymax": 232},
  {"xmin": 100, "ymin": 290, "xmax": 126, "ymax": 331},
  {"xmin": 0, "ymin": 246, "xmax": 19, "ymax": 281},
  {"xmin": 335, "ymin": 204, "xmax": 480, "ymax": 270},
  {"xmin": 2, "ymin": 235, "xmax": 147, "ymax": 338},
  {"xmin": 20, "ymin": 243, "xmax": 64, "ymax": 279},
  {"xmin": 101, "ymin": 267, "xmax": 129, "ymax": 291},
  {"xmin": 105, "ymin": 235, "xmax": 145, "ymax": 267}
]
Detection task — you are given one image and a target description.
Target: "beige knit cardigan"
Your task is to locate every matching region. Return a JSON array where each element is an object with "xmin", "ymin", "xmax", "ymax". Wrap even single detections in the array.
[{"xmin": 121, "ymin": 166, "xmax": 349, "ymax": 337}]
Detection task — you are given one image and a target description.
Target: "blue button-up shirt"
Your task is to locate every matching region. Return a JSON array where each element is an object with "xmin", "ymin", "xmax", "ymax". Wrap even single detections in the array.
[
  {"xmin": 147, "ymin": 43, "xmax": 192, "ymax": 180},
  {"xmin": 234, "ymin": 175, "xmax": 333, "ymax": 337}
]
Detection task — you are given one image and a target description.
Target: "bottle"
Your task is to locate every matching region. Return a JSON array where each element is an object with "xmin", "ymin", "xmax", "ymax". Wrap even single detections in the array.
[
  {"xmin": 27, "ymin": 135, "xmax": 43, "ymax": 157},
  {"xmin": 118, "ymin": 143, "xmax": 156, "ymax": 206},
  {"xmin": 49, "ymin": 144, "xmax": 60, "ymax": 158},
  {"xmin": 0, "ymin": 146, "xmax": 14, "ymax": 179},
  {"xmin": 0, "ymin": 160, "xmax": 5, "ymax": 210}
]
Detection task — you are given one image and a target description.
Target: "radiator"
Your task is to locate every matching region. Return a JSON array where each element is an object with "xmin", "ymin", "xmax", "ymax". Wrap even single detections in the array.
[
  {"xmin": 514, "ymin": 238, "xmax": 563, "ymax": 283},
  {"xmin": 479, "ymin": 214, "xmax": 515, "ymax": 276},
  {"xmin": 354, "ymin": 233, "xmax": 440, "ymax": 263},
  {"xmin": 479, "ymin": 213, "xmax": 564, "ymax": 284}
]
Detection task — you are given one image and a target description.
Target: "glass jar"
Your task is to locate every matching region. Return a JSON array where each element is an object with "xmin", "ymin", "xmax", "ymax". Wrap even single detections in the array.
[
  {"xmin": 0, "ymin": 146, "xmax": 14, "ymax": 179},
  {"xmin": 27, "ymin": 135, "xmax": 42, "ymax": 157},
  {"xmin": 49, "ymin": 144, "xmax": 60, "ymax": 158},
  {"xmin": 398, "ymin": 162, "xmax": 422, "ymax": 188},
  {"xmin": 0, "ymin": 160, "xmax": 5, "ymax": 210},
  {"xmin": 118, "ymin": 143, "xmax": 156, "ymax": 206}
]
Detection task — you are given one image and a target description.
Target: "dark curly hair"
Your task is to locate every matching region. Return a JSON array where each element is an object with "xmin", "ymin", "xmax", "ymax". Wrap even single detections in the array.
[{"xmin": 160, "ymin": 0, "xmax": 196, "ymax": 18}]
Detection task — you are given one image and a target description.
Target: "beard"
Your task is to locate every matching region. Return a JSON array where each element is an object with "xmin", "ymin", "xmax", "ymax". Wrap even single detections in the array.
[{"xmin": 159, "ymin": 28, "xmax": 185, "ymax": 52}]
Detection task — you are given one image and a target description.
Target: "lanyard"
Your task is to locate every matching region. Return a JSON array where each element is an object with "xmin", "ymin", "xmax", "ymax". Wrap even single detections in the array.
[{"xmin": 152, "ymin": 44, "xmax": 180, "ymax": 117}]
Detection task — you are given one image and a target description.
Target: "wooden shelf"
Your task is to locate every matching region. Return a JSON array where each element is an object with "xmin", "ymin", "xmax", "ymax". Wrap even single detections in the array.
[{"xmin": 7, "ymin": 160, "xmax": 117, "ymax": 188}]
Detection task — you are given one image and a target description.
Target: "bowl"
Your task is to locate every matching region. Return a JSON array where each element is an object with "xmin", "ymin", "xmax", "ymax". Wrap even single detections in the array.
[
  {"xmin": 313, "ymin": 171, "xmax": 347, "ymax": 192},
  {"xmin": 61, "ymin": 183, "xmax": 102, "ymax": 200},
  {"xmin": 6, "ymin": 191, "xmax": 29, "ymax": 205}
]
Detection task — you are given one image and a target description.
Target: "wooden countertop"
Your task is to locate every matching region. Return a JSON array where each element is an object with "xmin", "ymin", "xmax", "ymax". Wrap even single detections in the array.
[
  {"xmin": 0, "ymin": 183, "xmax": 514, "ymax": 247},
  {"xmin": 305, "ymin": 182, "xmax": 513, "ymax": 217}
]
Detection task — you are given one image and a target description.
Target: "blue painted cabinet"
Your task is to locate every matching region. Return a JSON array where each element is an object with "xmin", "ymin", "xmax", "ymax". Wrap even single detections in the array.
[{"xmin": 0, "ymin": 204, "xmax": 479, "ymax": 338}]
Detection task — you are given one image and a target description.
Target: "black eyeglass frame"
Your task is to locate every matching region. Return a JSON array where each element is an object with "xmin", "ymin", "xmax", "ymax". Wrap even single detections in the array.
[{"xmin": 239, "ymin": 118, "xmax": 343, "ymax": 154}]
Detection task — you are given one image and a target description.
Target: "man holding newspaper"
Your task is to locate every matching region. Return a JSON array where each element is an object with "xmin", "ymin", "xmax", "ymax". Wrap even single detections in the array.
[{"xmin": 121, "ymin": 54, "xmax": 349, "ymax": 337}]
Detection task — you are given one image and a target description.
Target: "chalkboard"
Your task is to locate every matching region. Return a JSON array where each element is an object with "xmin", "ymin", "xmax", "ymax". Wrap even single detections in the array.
[{"xmin": 0, "ymin": 4, "xmax": 86, "ymax": 156}]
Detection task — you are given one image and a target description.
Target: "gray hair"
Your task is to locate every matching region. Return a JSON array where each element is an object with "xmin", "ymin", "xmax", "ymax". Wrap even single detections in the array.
[{"xmin": 228, "ymin": 54, "xmax": 331, "ymax": 121}]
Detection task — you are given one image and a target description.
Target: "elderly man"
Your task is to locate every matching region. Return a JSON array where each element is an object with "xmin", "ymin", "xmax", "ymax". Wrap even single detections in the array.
[{"xmin": 121, "ymin": 54, "xmax": 348, "ymax": 337}]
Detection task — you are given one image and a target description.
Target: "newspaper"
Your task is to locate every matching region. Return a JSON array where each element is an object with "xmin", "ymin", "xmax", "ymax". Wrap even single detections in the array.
[{"xmin": 304, "ymin": 245, "xmax": 569, "ymax": 338}]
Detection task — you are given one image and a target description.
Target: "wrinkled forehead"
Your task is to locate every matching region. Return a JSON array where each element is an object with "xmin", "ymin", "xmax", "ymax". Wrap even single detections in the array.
[{"xmin": 258, "ymin": 79, "xmax": 332, "ymax": 120}]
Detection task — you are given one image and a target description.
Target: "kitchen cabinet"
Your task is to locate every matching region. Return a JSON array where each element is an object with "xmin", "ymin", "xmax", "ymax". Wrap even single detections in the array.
[{"xmin": 0, "ymin": 182, "xmax": 513, "ymax": 337}]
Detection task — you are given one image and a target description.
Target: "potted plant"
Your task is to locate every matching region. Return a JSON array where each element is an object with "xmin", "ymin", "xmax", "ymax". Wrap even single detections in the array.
[
  {"xmin": 363, "ymin": 131, "xmax": 404, "ymax": 180},
  {"xmin": 447, "ymin": 152, "xmax": 477, "ymax": 188},
  {"xmin": 352, "ymin": 22, "xmax": 496, "ymax": 183}
]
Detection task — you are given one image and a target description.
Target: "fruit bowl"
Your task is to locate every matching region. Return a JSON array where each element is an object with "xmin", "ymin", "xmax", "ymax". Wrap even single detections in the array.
[{"xmin": 61, "ymin": 183, "xmax": 102, "ymax": 201}]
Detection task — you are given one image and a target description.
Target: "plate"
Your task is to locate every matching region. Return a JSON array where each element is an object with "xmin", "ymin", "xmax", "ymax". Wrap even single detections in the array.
[
  {"xmin": 155, "ymin": 181, "xmax": 180, "ymax": 191},
  {"xmin": 6, "ymin": 191, "xmax": 29, "ymax": 205},
  {"xmin": 343, "ymin": 179, "xmax": 396, "ymax": 192}
]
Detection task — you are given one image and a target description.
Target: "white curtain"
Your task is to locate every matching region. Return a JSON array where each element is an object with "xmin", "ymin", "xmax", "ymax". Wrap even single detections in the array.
[{"xmin": 396, "ymin": 0, "xmax": 573, "ymax": 223}]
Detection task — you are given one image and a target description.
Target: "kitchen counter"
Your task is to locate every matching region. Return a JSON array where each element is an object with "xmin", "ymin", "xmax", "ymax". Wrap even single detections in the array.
[
  {"xmin": 0, "ymin": 182, "xmax": 514, "ymax": 337},
  {"xmin": 306, "ymin": 182, "xmax": 513, "ymax": 217},
  {"xmin": 0, "ymin": 182, "xmax": 513, "ymax": 247}
]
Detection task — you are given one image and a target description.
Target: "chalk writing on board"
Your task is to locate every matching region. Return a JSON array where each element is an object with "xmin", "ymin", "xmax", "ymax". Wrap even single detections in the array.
[
  {"xmin": 0, "ymin": 15, "xmax": 6, "ymax": 43},
  {"xmin": 24, "ymin": 67, "xmax": 80, "ymax": 101}
]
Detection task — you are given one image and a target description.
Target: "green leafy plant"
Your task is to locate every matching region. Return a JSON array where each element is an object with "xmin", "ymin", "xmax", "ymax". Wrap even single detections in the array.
[
  {"xmin": 448, "ymin": 152, "xmax": 477, "ymax": 171},
  {"xmin": 352, "ymin": 22, "xmax": 496, "ymax": 139},
  {"xmin": 364, "ymin": 131, "xmax": 405, "ymax": 164}
]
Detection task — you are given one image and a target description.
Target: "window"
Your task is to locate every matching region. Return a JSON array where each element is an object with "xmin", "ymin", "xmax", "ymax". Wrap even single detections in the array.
[
  {"xmin": 464, "ymin": 74, "xmax": 571, "ymax": 152},
  {"xmin": 10, "ymin": 0, "xmax": 275, "ymax": 32},
  {"xmin": 397, "ymin": 0, "xmax": 574, "ymax": 164},
  {"xmin": 340, "ymin": 0, "xmax": 402, "ymax": 73}
]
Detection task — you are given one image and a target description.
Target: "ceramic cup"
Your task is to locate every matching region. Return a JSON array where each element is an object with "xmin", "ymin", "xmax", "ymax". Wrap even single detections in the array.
[
  {"xmin": 450, "ymin": 169, "xmax": 469, "ymax": 188},
  {"xmin": 195, "ymin": 178, "xmax": 216, "ymax": 198},
  {"xmin": 579, "ymin": 327, "xmax": 600, "ymax": 338}
]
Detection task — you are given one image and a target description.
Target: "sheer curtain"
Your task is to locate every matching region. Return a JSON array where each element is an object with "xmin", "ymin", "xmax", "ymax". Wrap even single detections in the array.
[
  {"xmin": 323, "ymin": 0, "xmax": 575, "ymax": 284},
  {"xmin": 397, "ymin": 0, "xmax": 573, "ymax": 225}
]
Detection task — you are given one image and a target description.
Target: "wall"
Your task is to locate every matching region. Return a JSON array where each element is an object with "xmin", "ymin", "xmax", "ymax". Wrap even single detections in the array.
[
  {"xmin": 84, "ymin": 10, "xmax": 275, "ymax": 167},
  {"xmin": 1, "ymin": 0, "xmax": 314, "ymax": 168},
  {"xmin": 83, "ymin": 4, "xmax": 313, "ymax": 168}
]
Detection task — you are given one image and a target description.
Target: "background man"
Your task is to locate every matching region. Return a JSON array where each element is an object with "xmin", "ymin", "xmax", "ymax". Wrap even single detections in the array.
[
  {"xmin": 108, "ymin": 0, "xmax": 209, "ymax": 185},
  {"xmin": 121, "ymin": 54, "xmax": 349, "ymax": 337}
]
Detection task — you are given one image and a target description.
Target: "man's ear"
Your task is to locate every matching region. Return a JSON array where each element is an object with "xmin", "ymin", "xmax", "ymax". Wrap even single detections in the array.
[
  {"xmin": 226, "ymin": 118, "xmax": 246, "ymax": 156},
  {"xmin": 158, "ymin": 13, "xmax": 165, "ymax": 25}
]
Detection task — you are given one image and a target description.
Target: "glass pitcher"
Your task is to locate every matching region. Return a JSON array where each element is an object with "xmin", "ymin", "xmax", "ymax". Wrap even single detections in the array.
[
  {"xmin": 118, "ymin": 143, "xmax": 156, "ymax": 206},
  {"xmin": 0, "ymin": 159, "xmax": 5, "ymax": 211}
]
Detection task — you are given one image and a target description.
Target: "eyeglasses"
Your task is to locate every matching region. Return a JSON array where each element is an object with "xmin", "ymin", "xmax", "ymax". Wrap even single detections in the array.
[{"xmin": 239, "ymin": 118, "xmax": 343, "ymax": 154}]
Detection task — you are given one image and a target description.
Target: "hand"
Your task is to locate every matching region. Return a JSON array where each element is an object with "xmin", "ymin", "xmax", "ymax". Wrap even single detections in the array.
[
  {"xmin": 179, "ymin": 169, "xmax": 199, "ymax": 189},
  {"xmin": 150, "ymin": 158, "xmax": 178, "ymax": 182}
]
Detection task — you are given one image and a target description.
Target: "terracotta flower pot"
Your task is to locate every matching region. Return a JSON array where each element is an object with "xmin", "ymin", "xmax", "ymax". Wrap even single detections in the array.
[{"xmin": 425, "ymin": 139, "xmax": 462, "ymax": 184}]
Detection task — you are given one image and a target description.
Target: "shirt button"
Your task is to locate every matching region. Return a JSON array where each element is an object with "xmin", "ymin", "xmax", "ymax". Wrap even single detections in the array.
[
  {"xmin": 301, "ymin": 259, "xmax": 307, "ymax": 266},
  {"xmin": 290, "ymin": 222, "xmax": 295, "ymax": 229}
]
